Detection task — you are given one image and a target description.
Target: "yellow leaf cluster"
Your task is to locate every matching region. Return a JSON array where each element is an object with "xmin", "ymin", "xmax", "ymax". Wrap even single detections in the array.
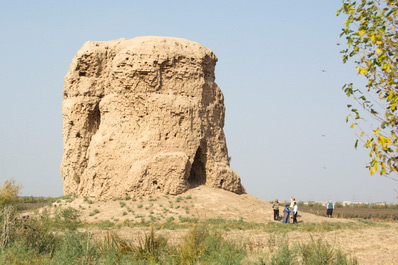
[
  {"xmin": 356, "ymin": 66, "xmax": 368, "ymax": 75},
  {"xmin": 377, "ymin": 134, "xmax": 391, "ymax": 150}
]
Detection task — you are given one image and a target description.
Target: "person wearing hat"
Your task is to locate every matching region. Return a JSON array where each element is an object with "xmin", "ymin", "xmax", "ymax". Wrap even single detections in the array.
[
  {"xmin": 272, "ymin": 199, "xmax": 280, "ymax": 220},
  {"xmin": 282, "ymin": 204, "xmax": 290, "ymax": 223}
]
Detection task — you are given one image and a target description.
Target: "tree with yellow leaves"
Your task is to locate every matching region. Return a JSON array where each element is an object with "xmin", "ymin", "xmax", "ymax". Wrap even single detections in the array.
[
  {"xmin": 0, "ymin": 179, "xmax": 22, "ymax": 206},
  {"xmin": 338, "ymin": 0, "xmax": 398, "ymax": 176}
]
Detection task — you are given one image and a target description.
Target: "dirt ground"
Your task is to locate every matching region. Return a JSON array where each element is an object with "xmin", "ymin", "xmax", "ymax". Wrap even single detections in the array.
[
  {"xmin": 48, "ymin": 186, "xmax": 344, "ymax": 224},
  {"xmin": 83, "ymin": 223, "xmax": 398, "ymax": 265},
  {"xmin": 41, "ymin": 186, "xmax": 398, "ymax": 265}
]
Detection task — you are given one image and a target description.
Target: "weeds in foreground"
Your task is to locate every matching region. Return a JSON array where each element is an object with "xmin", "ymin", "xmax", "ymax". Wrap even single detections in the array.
[
  {"xmin": 0, "ymin": 206, "xmax": 16, "ymax": 249},
  {"xmin": 0, "ymin": 205, "xmax": 247, "ymax": 265},
  {"xmin": 251, "ymin": 235, "xmax": 358, "ymax": 265},
  {"xmin": 0, "ymin": 200, "xmax": 365, "ymax": 265},
  {"xmin": 135, "ymin": 229, "xmax": 169, "ymax": 262},
  {"xmin": 0, "ymin": 205, "xmax": 359, "ymax": 265},
  {"xmin": 177, "ymin": 225, "xmax": 245, "ymax": 264}
]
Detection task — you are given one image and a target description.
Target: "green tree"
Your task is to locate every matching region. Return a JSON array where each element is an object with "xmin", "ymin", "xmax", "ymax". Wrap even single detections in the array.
[
  {"xmin": 0, "ymin": 179, "xmax": 22, "ymax": 206},
  {"xmin": 337, "ymin": 0, "xmax": 398, "ymax": 176}
]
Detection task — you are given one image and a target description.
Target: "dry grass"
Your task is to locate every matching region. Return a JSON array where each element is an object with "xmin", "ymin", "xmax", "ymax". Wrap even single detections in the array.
[{"xmin": 17, "ymin": 187, "xmax": 398, "ymax": 265}]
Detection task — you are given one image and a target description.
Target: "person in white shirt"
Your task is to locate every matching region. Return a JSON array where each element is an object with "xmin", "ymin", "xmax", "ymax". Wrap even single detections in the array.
[{"xmin": 293, "ymin": 201, "xmax": 298, "ymax": 224}]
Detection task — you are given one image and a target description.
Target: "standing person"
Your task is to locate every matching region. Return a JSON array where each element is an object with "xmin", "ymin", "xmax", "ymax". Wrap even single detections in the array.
[
  {"xmin": 282, "ymin": 204, "xmax": 290, "ymax": 223},
  {"xmin": 293, "ymin": 201, "xmax": 298, "ymax": 223},
  {"xmin": 290, "ymin": 197, "xmax": 296, "ymax": 221},
  {"xmin": 272, "ymin": 199, "xmax": 280, "ymax": 220},
  {"xmin": 326, "ymin": 200, "xmax": 334, "ymax": 218},
  {"xmin": 290, "ymin": 197, "xmax": 295, "ymax": 208}
]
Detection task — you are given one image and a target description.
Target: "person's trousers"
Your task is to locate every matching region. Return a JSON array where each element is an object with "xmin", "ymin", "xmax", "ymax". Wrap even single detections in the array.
[
  {"xmin": 293, "ymin": 212, "xmax": 298, "ymax": 223},
  {"xmin": 273, "ymin": 209, "xmax": 279, "ymax": 220}
]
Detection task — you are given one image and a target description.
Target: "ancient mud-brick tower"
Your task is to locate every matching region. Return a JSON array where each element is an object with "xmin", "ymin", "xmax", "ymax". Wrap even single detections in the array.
[{"xmin": 61, "ymin": 36, "xmax": 244, "ymax": 200}]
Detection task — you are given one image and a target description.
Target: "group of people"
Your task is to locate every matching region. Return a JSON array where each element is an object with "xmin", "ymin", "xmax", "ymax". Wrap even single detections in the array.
[
  {"xmin": 272, "ymin": 197, "xmax": 298, "ymax": 224},
  {"xmin": 272, "ymin": 198, "xmax": 335, "ymax": 223}
]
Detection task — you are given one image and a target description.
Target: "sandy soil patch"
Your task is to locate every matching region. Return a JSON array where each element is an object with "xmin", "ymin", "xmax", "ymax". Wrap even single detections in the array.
[{"xmin": 44, "ymin": 186, "xmax": 345, "ymax": 224}]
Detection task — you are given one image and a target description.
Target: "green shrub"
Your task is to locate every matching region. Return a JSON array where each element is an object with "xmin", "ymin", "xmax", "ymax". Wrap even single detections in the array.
[
  {"xmin": 83, "ymin": 196, "xmax": 94, "ymax": 204},
  {"xmin": 177, "ymin": 225, "xmax": 245, "ymax": 264},
  {"xmin": 148, "ymin": 195, "xmax": 157, "ymax": 202},
  {"xmin": 179, "ymin": 216, "xmax": 199, "ymax": 223},
  {"xmin": 54, "ymin": 207, "xmax": 81, "ymax": 230},
  {"xmin": 0, "ymin": 245, "xmax": 43, "ymax": 265},
  {"xmin": 135, "ymin": 229, "xmax": 170, "ymax": 262},
  {"xmin": 298, "ymin": 237, "xmax": 358, "ymax": 264},
  {"xmin": 89, "ymin": 209, "xmax": 100, "ymax": 216},
  {"xmin": 268, "ymin": 243, "xmax": 295, "ymax": 265},
  {"xmin": 96, "ymin": 232, "xmax": 135, "ymax": 262},
  {"xmin": 51, "ymin": 232, "xmax": 96, "ymax": 264},
  {"xmin": 15, "ymin": 211, "xmax": 58, "ymax": 254},
  {"xmin": 94, "ymin": 229, "xmax": 172, "ymax": 264}
]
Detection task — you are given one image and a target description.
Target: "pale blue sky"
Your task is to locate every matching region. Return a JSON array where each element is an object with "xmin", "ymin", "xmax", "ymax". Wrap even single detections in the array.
[{"xmin": 0, "ymin": 0, "xmax": 396, "ymax": 202}]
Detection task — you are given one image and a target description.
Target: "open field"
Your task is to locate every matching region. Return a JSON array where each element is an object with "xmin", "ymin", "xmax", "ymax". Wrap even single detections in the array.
[
  {"xmin": 1, "ymin": 187, "xmax": 398, "ymax": 264},
  {"xmin": 299, "ymin": 205, "xmax": 398, "ymax": 220}
]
